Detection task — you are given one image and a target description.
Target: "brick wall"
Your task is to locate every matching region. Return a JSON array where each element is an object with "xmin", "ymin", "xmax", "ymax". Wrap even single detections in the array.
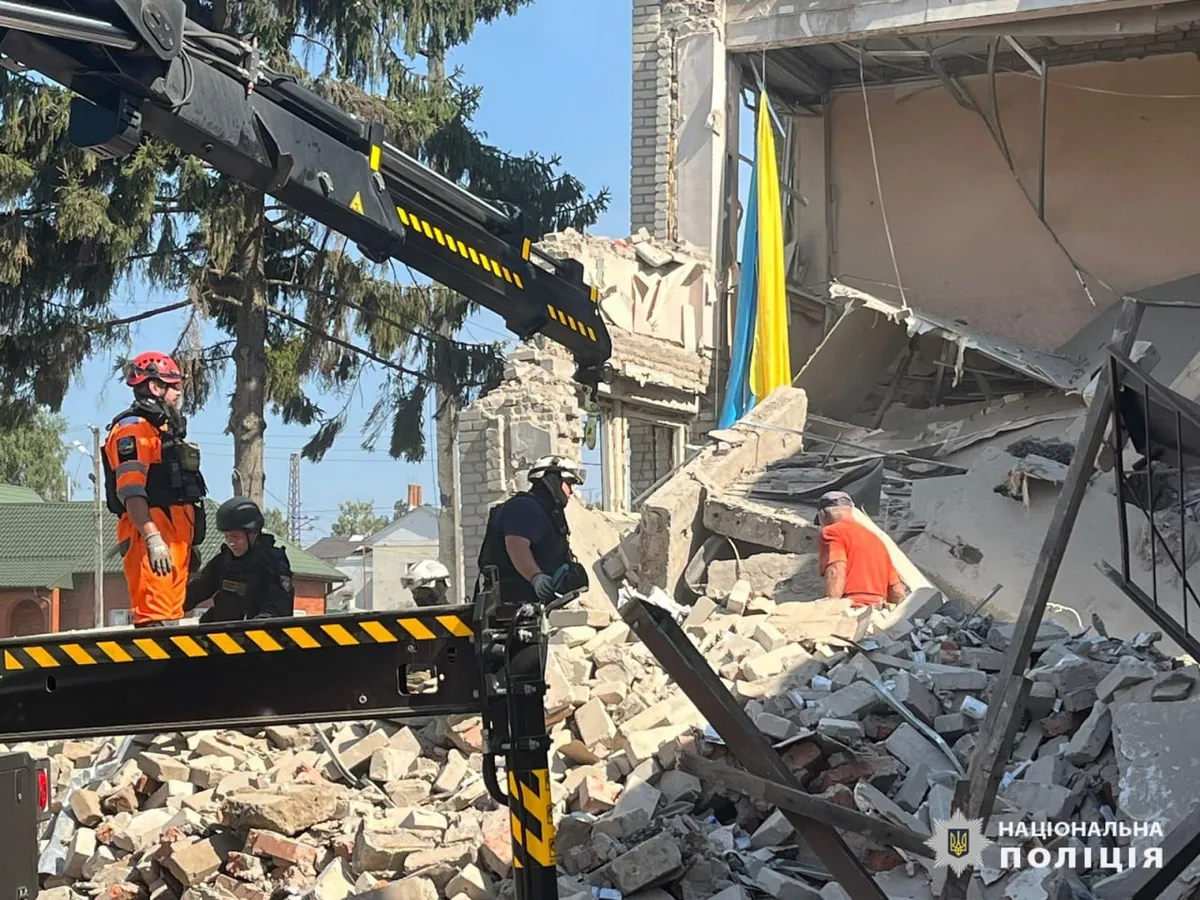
[
  {"xmin": 58, "ymin": 575, "xmax": 128, "ymax": 630},
  {"xmin": 294, "ymin": 582, "xmax": 327, "ymax": 617},
  {"xmin": 457, "ymin": 346, "xmax": 585, "ymax": 585},
  {"xmin": 631, "ymin": 0, "xmax": 671, "ymax": 236},
  {"xmin": 0, "ymin": 589, "xmax": 46, "ymax": 637}
]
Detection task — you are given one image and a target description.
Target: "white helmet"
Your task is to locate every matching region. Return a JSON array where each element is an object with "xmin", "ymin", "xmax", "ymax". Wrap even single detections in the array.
[
  {"xmin": 402, "ymin": 559, "xmax": 451, "ymax": 588},
  {"xmin": 527, "ymin": 455, "xmax": 584, "ymax": 508},
  {"xmin": 527, "ymin": 455, "xmax": 584, "ymax": 486}
]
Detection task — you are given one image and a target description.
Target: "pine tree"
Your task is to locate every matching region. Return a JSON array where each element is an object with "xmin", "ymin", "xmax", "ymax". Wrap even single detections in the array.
[{"xmin": 0, "ymin": 1, "xmax": 608, "ymax": 506}]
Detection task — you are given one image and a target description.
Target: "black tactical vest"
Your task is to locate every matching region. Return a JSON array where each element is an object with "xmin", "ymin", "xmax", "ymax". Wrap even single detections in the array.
[
  {"xmin": 202, "ymin": 534, "xmax": 292, "ymax": 622},
  {"xmin": 477, "ymin": 487, "xmax": 572, "ymax": 605}
]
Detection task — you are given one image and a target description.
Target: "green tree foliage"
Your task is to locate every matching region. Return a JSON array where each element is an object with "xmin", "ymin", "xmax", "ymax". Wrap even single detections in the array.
[
  {"xmin": 262, "ymin": 506, "xmax": 290, "ymax": 537},
  {"xmin": 0, "ymin": 407, "xmax": 69, "ymax": 499},
  {"xmin": 0, "ymin": 0, "xmax": 608, "ymax": 505},
  {"xmin": 331, "ymin": 500, "xmax": 388, "ymax": 538},
  {"xmin": 392, "ymin": 499, "xmax": 411, "ymax": 521}
]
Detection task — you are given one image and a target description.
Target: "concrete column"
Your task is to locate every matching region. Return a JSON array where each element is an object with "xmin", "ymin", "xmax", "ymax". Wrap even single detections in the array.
[
  {"xmin": 674, "ymin": 27, "xmax": 728, "ymax": 254},
  {"xmin": 796, "ymin": 114, "xmax": 830, "ymax": 291},
  {"xmin": 630, "ymin": 0, "xmax": 727, "ymax": 255},
  {"xmin": 602, "ymin": 401, "xmax": 630, "ymax": 514}
]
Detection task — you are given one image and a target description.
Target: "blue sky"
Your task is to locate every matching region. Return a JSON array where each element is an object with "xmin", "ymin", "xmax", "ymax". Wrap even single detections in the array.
[{"xmin": 58, "ymin": 1, "xmax": 633, "ymax": 539}]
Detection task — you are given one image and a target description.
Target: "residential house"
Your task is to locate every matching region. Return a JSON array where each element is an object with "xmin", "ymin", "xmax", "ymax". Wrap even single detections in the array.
[
  {"xmin": 365, "ymin": 505, "xmax": 440, "ymax": 610},
  {"xmin": 0, "ymin": 491, "xmax": 346, "ymax": 638},
  {"xmin": 305, "ymin": 502, "xmax": 440, "ymax": 611},
  {"xmin": 305, "ymin": 534, "xmax": 372, "ymax": 611}
]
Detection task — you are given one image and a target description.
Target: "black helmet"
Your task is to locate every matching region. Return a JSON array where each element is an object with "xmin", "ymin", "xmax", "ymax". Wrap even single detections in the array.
[{"xmin": 216, "ymin": 496, "xmax": 265, "ymax": 532}]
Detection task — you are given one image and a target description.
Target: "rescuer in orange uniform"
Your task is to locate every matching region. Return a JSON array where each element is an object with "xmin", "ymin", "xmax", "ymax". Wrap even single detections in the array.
[{"xmin": 102, "ymin": 352, "xmax": 208, "ymax": 627}]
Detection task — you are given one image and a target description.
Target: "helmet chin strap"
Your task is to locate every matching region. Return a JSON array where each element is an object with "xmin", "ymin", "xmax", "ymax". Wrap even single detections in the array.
[
  {"xmin": 534, "ymin": 475, "xmax": 568, "ymax": 508},
  {"xmin": 134, "ymin": 386, "xmax": 187, "ymax": 435}
]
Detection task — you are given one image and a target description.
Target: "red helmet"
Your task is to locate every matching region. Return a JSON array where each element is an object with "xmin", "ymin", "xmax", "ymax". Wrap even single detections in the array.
[{"xmin": 126, "ymin": 351, "xmax": 183, "ymax": 387}]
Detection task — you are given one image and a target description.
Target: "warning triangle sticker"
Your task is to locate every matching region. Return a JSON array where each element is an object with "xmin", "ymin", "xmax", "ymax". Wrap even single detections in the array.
[{"xmin": 349, "ymin": 192, "xmax": 365, "ymax": 214}]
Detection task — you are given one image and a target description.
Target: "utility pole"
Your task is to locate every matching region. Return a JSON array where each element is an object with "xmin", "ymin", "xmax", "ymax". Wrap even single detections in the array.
[
  {"xmin": 287, "ymin": 453, "xmax": 302, "ymax": 543},
  {"xmin": 90, "ymin": 426, "xmax": 104, "ymax": 628}
]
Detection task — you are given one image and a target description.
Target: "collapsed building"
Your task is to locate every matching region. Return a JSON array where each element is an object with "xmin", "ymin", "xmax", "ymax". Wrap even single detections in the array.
[
  {"xmin": 418, "ymin": 0, "xmax": 1200, "ymax": 888},
  {"xmin": 23, "ymin": 251, "xmax": 1200, "ymax": 896},
  {"xmin": 21, "ymin": 0, "xmax": 1200, "ymax": 896}
]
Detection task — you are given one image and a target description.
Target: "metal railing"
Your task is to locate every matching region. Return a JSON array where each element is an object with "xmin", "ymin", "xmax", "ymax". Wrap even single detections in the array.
[{"xmin": 1099, "ymin": 348, "xmax": 1200, "ymax": 660}]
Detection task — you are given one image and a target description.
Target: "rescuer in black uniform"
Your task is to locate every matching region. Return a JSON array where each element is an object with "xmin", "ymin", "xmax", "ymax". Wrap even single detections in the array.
[
  {"xmin": 185, "ymin": 497, "xmax": 295, "ymax": 622},
  {"xmin": 476, "ymin": 455, "xmax": 590, "ymax": 605}
]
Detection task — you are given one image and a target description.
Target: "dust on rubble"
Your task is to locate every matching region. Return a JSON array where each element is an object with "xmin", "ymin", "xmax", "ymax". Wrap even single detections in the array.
[{"xmin": 23, "ymin": 565, "xmax": 1194, "ymax": 900}]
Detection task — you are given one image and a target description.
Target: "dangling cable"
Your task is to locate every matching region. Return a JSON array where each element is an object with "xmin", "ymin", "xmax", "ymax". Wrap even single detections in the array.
[{"xmin": 858, "ymin": 54, "xmax": 908, "ymax": 312}]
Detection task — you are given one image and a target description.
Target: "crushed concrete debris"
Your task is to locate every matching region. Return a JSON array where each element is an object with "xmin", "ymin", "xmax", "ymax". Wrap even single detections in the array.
[
  {"xmin": 23, "ymin": 320, "xmax": 1200, "ymax": 900},
  {"xmin": 19, "ymin": 557, "xmax": 1188, "ymax": 900}
]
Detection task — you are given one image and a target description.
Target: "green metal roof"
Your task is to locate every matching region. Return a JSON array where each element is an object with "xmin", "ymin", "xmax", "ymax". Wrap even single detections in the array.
[
  {"xmin": 0, "ymin": 484, "xmax": 45, "ymax": 503},
  {"xmin": 0, "ymin": 500, "xmax": 346, "ymax": 589}
]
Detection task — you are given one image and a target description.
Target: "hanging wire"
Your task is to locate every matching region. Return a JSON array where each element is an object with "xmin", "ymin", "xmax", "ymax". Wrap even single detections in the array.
[{"xmin": 858, "ymin": 53, "xmax": 909, "ymax": 311}]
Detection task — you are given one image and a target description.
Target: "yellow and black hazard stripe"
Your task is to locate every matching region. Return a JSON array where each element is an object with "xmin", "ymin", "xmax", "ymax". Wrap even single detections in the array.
[
  {"xmin": 391, "ymin": 203, "xmax": 600, "ymax": 345},
  {"xmin": 508, "ymin": 768, "xmax": 557, "ymax": 868},
  {"xmin": 1, "ymin": 614, "xmax": 474, "ymax": 671},
  {"xmin": 394, "ymin": 204, "xmax": 527, "ymax": 291},
  {"xmin": 545, "ymin": 303, "xmax": 598, "ymax": 343}
]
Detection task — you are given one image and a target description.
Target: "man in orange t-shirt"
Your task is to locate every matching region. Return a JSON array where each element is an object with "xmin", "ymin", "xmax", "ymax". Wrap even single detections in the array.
[{"xmin": 817, "ymin": 491, "xmax": 906, "ymax": 609}]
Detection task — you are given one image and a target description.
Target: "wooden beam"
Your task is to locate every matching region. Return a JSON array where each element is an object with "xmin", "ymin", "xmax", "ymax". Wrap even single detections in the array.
[
  {"xmin": 680, "ymin": 752, "xmax": 934, "ymax": 859},
  {"xmin": 942, "ymin": 297, "xmax": 1145, "ymax": 899}
]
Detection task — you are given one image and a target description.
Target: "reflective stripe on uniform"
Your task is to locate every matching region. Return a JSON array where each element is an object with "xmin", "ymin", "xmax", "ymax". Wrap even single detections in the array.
[{"xmin": 116, "ymin": 484, "xmax": 149, "ymax": 501}]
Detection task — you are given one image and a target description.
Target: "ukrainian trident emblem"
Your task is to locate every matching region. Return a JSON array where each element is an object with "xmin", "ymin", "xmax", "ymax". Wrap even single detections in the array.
[
  {"xmin": 927, "ymin": 810, "xmax": 992, "ymax": 876},
  {"xmin": 948, "ymin": 827, "xmax": 970, "ymax": 858}
]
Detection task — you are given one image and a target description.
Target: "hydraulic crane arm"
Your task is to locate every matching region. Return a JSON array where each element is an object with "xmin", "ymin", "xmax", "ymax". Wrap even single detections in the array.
[
  {"xmin": 0, "ymin": 0, "xmax": 612, "ymax": 391},
  {"xmin": 0, "ymin": 573, "xmax": 563, "ymax": 900}
]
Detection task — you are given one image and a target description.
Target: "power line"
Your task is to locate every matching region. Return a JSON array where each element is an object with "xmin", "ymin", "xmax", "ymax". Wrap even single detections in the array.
[
  {"xmin": 257, "ymin": 300, "xmax": 495, "ymax": 390},
  {"xmin": 265, "ymin": 280, "xmax": 498, "ymax": 358}
]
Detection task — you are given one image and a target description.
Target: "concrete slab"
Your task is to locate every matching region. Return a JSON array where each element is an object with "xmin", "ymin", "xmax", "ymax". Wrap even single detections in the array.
[
  {"xmin": 905, "ymin": 446, "xmax": 1181, "ymax": 652},
  {"xmin": 1111, "ymin": 696, "xmax": 1200, "ymax": 898},
  {"xmin": 637, "ymin": 386, "xmax": 808, "ymax": 597},
  {"xmin": 724, "ymin": 0, "xmax": 1197, "ymax": 52},
  {"xmin": 705, "ymin": 552, "xmax": 824, "ymax": 602},
  {"xmin": 703, "ymin": 493, "xmax": 820, "ymax": 556}
]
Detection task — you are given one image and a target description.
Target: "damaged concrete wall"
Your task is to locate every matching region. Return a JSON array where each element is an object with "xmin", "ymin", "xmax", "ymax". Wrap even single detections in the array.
[
  {"xmin": 636, "ymin": 386, "xmax": 809, "ymax": 597},
  {"xmin": 631, "ymin": 0, "xmax": 728, "ymax": 254},
  {"xmin": 906, "ymin": 444, "xmax": 1187, "ymax": 656},
  {"xmin": 826, "ymin": 53, "xmax": 1200, "ymax": 349},
  {"xmin": 456, "ymin": 348, "xmax": 585, "ymax": 582},
  {"xmin": 539, "ymin": 229, "xmax": 717, "ymax": 361},
  {"xmin": 538, "ymin": 229, "xmax": 722, "ymax": 499}
]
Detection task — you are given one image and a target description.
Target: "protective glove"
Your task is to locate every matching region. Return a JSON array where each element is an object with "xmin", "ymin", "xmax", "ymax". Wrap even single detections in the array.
[
  {"xmin": 530, "ymin": 572, "xmax": 556, "ymax": 602},
  {"xmin": 145, "ymin": 533, "xmax": 173, "ymax": 577}
]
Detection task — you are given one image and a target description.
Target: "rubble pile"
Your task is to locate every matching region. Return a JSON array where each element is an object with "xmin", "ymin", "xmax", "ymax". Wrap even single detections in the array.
[{"xmin": 18, "ymin": 571, "xmax": 1193, "ymax": 900}]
